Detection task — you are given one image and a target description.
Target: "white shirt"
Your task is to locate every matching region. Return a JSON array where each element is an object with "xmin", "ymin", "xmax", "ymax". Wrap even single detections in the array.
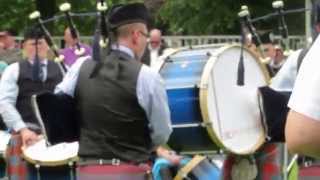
[
  {"xmin": 150, "ymin": 48, "xmax": 159, "ymax": 68},
  {"xmin": 0, "ymin": 60, "xmax": 48, "ymax": 131},
  {"xmin": 270, "ymin": 49, "xmax": 302, "ymax": 91},
  {"xmin": 288, "ymin": 36, "xmax": 320, "ymax": 120}
]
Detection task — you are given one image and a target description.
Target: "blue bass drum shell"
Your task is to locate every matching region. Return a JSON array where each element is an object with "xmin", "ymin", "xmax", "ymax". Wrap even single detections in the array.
[{"xmin": 159, "ymin": 46, "xmax": 222, "ymax": 153}]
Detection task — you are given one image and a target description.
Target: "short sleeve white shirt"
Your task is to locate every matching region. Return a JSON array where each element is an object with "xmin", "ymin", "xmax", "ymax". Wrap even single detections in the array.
[{"xmin": 288, "ymin": 36, "xmax": 320, "ymax": 120}]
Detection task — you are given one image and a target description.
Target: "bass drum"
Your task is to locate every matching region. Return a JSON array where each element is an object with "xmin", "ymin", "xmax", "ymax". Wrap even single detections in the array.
[{"xmin": 159, "ymin": 44, "xmax": 269, "ymax": 155}]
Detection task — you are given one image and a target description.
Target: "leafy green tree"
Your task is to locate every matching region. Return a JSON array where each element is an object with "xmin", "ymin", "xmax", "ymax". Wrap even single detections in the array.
[
  {"xmin": 0, "ymin": 0, "xmax": 306, "ymax": 36},
  {"xmin": 158, "ymin": 0, "xmax": 305, "ymax": 35},
  {"xmin": 0, "ymin": 0, "xmax": 35, "ymax": 35}
]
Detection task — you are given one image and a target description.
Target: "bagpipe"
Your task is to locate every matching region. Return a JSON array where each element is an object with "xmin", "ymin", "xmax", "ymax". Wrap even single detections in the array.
[
  {"xmin": 242, "ymin": 1, "xmax": 309, "ymax": 53},
  {"xmin": 231, "ymin": 2, "xmax": 308, "ymax": 179},
  {"xmin": 28, "ymin": 0, "xmax": 109, "ymax": 70},
  {"xmin": 29, "ymin": 11, "xmax": 67, "ymax": 75}
]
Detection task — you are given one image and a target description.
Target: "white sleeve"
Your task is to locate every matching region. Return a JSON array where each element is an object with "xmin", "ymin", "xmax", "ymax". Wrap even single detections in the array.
[
  {"xmin": 54, "ymin": 56, "xmax": 88, "ymax": 97},
  {"xmin": 137, "ymin": 65, "xmax": 172, "ymax": 147},
  {"xmin": 0, "ymin": 63, "xmax": 26, "ymax": 131},
  {"xmin": 288, "ymin": 37, "xmax": 320, "ymax": 120},
  {"xmin": 270, "ymin": 49, "xmax": 301, "ymax": 91}
]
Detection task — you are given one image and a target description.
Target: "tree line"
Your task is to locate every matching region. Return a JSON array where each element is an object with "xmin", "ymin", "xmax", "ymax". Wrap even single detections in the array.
[{"xmin": 0, "ymin": 0, "xmax": 305, "ymax": 36}]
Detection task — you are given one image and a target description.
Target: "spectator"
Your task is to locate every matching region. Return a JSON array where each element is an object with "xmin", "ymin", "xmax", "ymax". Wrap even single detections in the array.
[
  {"xmin": 60, "ymin": 27, "xmax": 92, "ymax": 67},
  {"xmin": 0, "ymin": 29, "xmax": 22, "ymax": 65},
  {"xmin": 141, "ymin": 28, "xmax": 168, "ymax": 68}
]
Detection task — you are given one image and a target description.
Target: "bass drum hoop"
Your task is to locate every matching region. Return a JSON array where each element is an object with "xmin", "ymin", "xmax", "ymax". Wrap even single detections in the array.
[{"xmin": 22, "ymin": 141, "xmax": 79, "ymax": 167}]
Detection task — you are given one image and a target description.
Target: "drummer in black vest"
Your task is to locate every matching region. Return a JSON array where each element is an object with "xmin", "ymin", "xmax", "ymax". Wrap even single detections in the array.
[
  {"xmin": 0, "ymin": 27, "xmax": 63, "ymax": 179},
  {"xmin": 54, "ymin": 3, "xmax": 174, "ymax": 179}
]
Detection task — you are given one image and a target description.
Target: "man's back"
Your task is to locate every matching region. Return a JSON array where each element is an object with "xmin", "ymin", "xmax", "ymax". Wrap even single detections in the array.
[{"xmin": 75, "ymin": 51, "xmax": 152, "ymax": 162}]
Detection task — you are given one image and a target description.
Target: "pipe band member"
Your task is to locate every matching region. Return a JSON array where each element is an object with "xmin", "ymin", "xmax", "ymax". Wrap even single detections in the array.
[
  {"xmin": 0, "ymin": 27, "xmax": 63, "ymax": 179},
  {"xmin": 54, "ymin": 3, "xmax": 174, "ymax": 180}
]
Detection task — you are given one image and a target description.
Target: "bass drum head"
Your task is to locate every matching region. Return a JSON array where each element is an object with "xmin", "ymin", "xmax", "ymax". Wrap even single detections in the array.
[{"xmin": 200, "ymin": 45, "xmax": 269, "ymax": 155}]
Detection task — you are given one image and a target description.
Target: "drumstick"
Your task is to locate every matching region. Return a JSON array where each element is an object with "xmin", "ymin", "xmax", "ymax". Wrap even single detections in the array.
[
  {"xmin": 29, "ymin": 11, "xmax": 67, "ymax": 75},
  {"xmin": 59, "ymin": 3, "xmax": 86, "ymax": 57}
]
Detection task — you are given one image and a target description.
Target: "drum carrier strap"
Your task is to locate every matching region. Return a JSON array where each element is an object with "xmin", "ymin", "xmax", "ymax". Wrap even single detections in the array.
[{"xmin": 257, "ymin": 91, "xmax": 271, "ymax": 141}]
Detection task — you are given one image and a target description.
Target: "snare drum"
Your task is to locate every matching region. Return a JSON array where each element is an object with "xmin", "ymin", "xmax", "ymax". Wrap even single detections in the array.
[
  {"xmin": 159, "ymin": 45, "xmax": 269, "ymax": 154},
  {"xmin": 22, "ymin": 139, "xmax": 78, "ymax": 180}
]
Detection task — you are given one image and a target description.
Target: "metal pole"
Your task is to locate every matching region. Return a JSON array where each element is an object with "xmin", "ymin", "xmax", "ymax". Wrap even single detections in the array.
[
  {"xmin": 306, "ymin": 0, "xmax": 312, "ymax": 46},
  {"xmin": 283, "ymin": 144, "xmax": 288, "ymax": 180}
]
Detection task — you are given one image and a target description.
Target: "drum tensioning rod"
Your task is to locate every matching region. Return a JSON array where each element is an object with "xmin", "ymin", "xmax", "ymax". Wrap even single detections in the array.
[
  {"xmin": 171, "ymin": 123, "xmax": 211, "ymax": 128},
  {"xmin": 166, "ymin": 84, "xmax": 202, "ymax": 90},
  {"xmin": 180, "ymin": 150, "xmax": 224, "ymax": 156}
]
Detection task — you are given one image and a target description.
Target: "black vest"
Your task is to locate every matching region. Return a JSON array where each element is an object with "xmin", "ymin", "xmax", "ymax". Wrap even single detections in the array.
[
  {"xmin": 75, "ymin": 51, "xmax": 152, "ymax": 163},
  {"xmin": 16, "ymin": 60, "xmax": 63, "ymax": 126}
]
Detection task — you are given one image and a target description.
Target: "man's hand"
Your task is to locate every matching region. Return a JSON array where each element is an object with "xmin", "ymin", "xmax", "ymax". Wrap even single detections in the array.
[
  {"xmin": 19, "ymin": 128, "xmax": 41, "ymax": 148},
  {"xmin": 156, "ymin": 146, "xmax": 182, "ymax": 165}
]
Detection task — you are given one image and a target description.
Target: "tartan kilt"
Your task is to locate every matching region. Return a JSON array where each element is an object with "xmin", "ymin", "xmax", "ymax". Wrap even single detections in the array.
[
  {"xmin": 222, "ymin": 143, "xmax": 286, "ymax": 180},
  {"xmin": 5, "ymin": 134, "xmax": 28, "ymax": 180},
  {"xmin": 77, "ymin": 164, "xmax": 152, "ymax": 180}
]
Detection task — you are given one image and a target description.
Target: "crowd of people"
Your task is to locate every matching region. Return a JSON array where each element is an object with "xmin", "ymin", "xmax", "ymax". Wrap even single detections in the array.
[{"xmin": 0, "ymin": 1, "xmax": 320, "ymax": 180}]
